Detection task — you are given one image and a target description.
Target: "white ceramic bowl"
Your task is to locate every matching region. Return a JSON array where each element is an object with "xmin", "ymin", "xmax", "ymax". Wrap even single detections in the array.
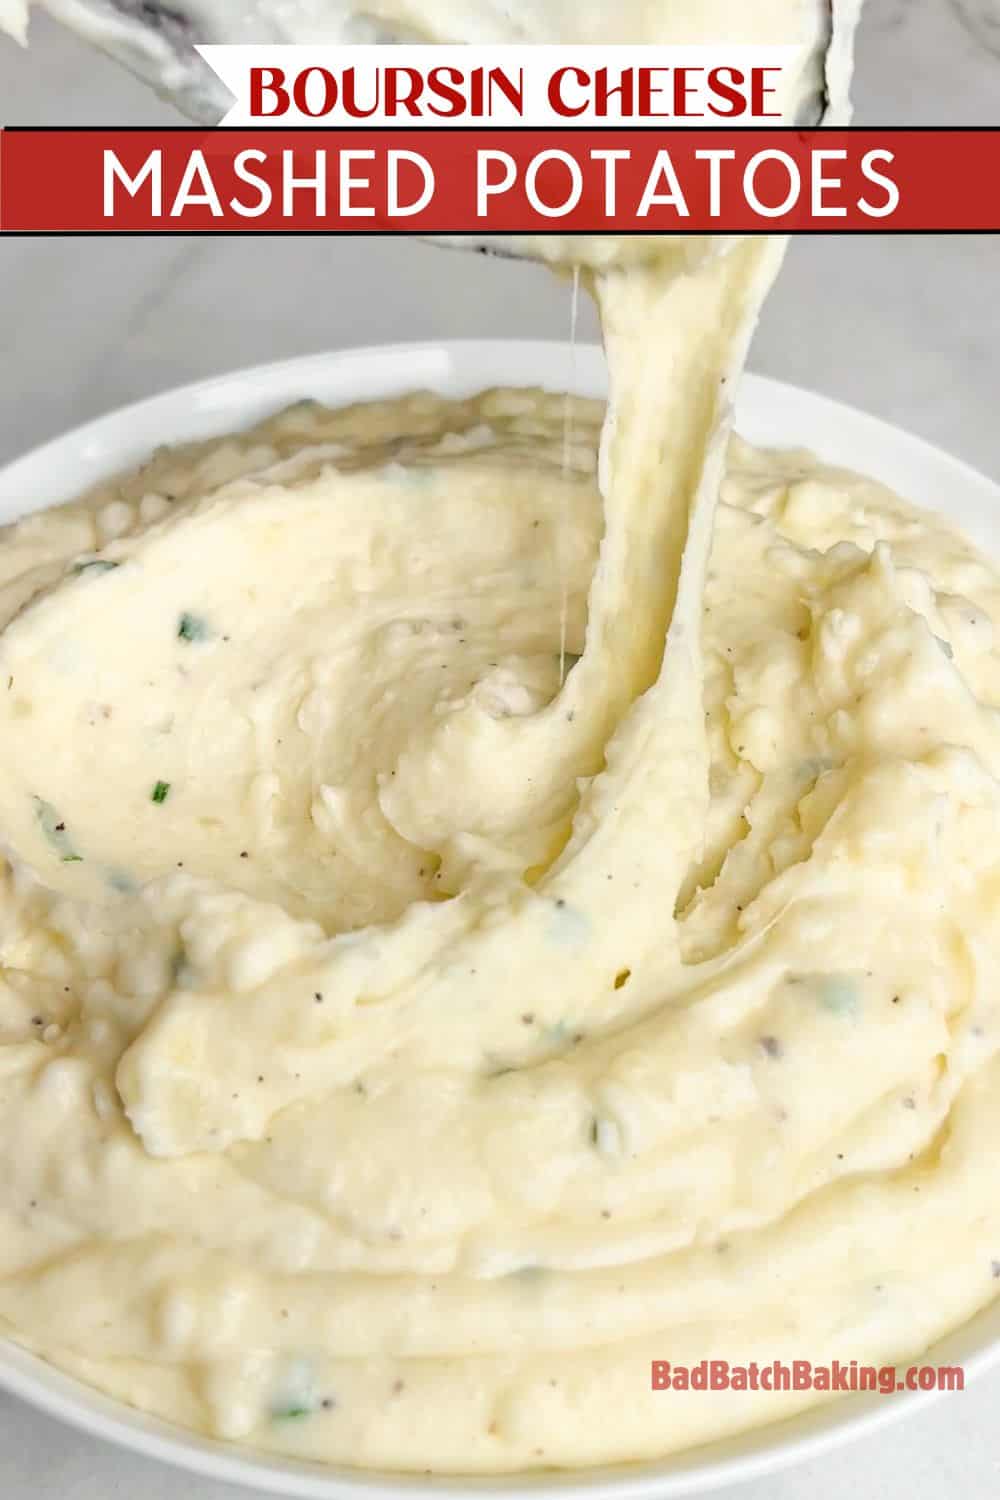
[{"xmin": 1, "ymin": 340, "xmax": 999, "ymax": 1497}]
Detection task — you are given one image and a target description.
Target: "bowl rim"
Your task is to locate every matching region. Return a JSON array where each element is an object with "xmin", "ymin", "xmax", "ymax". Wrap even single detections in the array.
[{"xmin": 1, "ymin": 337, "xmax": 999, "ymax": 1499}]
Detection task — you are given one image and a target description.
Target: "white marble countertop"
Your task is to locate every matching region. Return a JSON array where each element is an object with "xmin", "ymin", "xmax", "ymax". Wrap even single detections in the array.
[{"xmin": 1, "ymin": 2, "xmax": 999, "ymax": 1497}]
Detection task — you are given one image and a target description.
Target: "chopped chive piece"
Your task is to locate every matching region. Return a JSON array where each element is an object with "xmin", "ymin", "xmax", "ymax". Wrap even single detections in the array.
[
  {"xmin": 170, "ymin": 946, "xmax": 196, "ymax": 986},
  {"xmin": 72, "ymin": 559, "xmax": 120, "ymax": 576},
  {"xmin": 177, "ymin": 612, "xmax": 209, "ymax": 643},
  {"xmin": 819, "ymin": 975, "xmax": 860, "ymax": 1016},
  {"xmin": 151, "ymin": 780, "xmax": 171, "ymax": 804},
  {"xmin": 33, "ymin": 798, "xmax": 83, "ymax": 863},
  {"xmin": 510, "ymin": 1264, "xmax": 547, "ymax": 1282},
  {"xmin": 268, "ymin": 1358, "xmax": 317, "ymax": 1421}
]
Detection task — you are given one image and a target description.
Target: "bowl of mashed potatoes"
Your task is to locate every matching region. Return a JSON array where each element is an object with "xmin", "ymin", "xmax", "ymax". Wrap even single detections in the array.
[{"xmin": 2, "ymin": 338, "xmax": 1000, "ymax": 1497}]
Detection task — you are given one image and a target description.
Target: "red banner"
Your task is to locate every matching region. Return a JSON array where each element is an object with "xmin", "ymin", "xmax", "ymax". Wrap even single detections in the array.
[{"xmin": 1, "ymin": 128, "xmax": 997, "ymax": 233}]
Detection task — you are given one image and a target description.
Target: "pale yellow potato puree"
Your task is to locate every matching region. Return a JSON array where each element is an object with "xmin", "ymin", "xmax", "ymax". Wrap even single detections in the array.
[{"xmin": 3, "ymin": 292, "xmax": 1000, "ymax": 1469}]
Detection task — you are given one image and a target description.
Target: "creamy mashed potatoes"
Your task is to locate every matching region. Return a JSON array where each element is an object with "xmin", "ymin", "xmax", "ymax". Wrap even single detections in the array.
[
  {"xmin": 0, "ymin": 0, "xmax": 989, "ymax": 1475},
  {"xmin": 2, "ymin": 354, "xmax": 1000, "ymax": 1469}
]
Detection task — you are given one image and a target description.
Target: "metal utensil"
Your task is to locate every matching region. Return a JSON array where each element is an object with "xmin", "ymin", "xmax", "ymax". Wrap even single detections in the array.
[{"xmin": 9, "ymin": 0, "xmax": 858, "ymax": 263}]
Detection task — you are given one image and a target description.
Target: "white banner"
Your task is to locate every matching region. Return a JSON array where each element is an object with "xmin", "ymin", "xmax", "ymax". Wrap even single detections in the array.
[{"xmin": 196, "ymin": 45, "xmax": 802, "ymax": 129}]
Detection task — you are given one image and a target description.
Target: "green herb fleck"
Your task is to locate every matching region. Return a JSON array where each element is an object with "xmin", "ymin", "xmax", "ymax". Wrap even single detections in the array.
[
  {"xmin": 33, "ymin": 798, "xmax": 82, "ymax": 863},
  {"xmin": 72, "ymin": 559, "xmax": 120, "ymax": 577},
  {"xmin": 544, "ymin": 1019, "xmax": 582, "ymax": 1047},
  {"xmin": 509, "ymin": 1264, "xmax": 547, "ymax": 1283},
  {"xmin": 548, "ymin": 899, "xmax": 591, "ymax": 947},
  {"xmin": 819, "ymin": 975, "xmax": 860, "ymax": 1016},
  {"xmin": 590, "ymin": 1114, "xmax": 623, "ymax": 1156},
  {"xmin": 169, "ymin": 946, "xmax": 196, "ymax": 987},
  {"xmin": 151, "ymin": 780, "xmax": 171, "ymax": 804},
  {"xmin": 177, "ymin": 612, "xmax": 210, "ymax": 643},
  {"xmin": 269, "ymin": 1359, "xmax": 317, "ymax": 1421}
]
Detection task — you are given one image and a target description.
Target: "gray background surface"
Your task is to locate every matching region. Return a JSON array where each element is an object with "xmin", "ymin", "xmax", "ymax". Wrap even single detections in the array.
[{"xmin": 1, "ymin": 1, "xmax": 999, "ymax": 1495}]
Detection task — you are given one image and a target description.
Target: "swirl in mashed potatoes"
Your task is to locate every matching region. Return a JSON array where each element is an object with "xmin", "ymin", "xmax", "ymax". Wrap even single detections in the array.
[{"xmin": 1, "ymin": 241, "xmax": 1000, "ymax": 1471}]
